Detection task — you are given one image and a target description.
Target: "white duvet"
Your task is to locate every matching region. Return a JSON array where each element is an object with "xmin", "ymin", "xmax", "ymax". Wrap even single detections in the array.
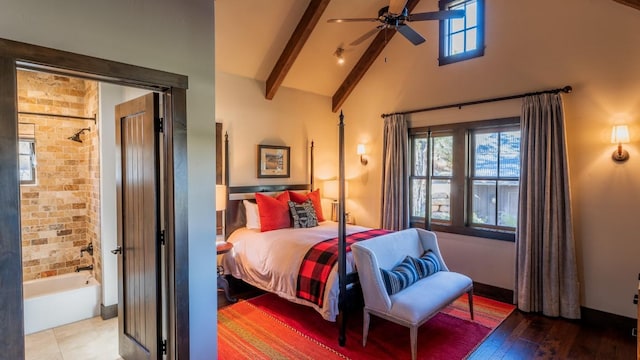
[{"xmin": 222, "ymin": 221, "xmax": 370, "ymax": 321}]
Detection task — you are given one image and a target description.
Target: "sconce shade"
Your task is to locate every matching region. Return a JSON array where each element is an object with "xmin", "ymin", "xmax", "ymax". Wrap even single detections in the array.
[
  {"xmin": 323, "ymin": 180, "xmax": 349, "ymax": 200},
  {"xmin": 216, "ymin": 184, "xmax": 227, "ymax": 211},
  {"xmin": 357, "ymin": 144, "xmax": 365, "ymax": 155},
  {"xmin": 611, "ymin": 125, "xmax": 630, "ymax": 144}
]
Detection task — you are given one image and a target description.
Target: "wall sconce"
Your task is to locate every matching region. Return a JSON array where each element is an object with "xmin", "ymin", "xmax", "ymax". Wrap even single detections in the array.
[
  {"xmin": 334, "ymin": 47, "xmax": 345, "ymax": 65},
  {"xmin": 357, "ymin": 144, "xmax": 368, "ymax": 165},
  {"xmin": 611, "ymin": 125, "xmax": 630, "ymax": 162}
]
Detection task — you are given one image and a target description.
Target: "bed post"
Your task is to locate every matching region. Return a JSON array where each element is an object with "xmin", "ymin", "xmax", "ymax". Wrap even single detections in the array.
[
  {"xmin": 310, "ymin": 140, "xmax": 314, "ymax": 191},
  {"xmin": 224, "ymin": 131, "xmax": 230, "ymax": 237},
  {"xmin": 337, "ymin": 111, "xmax": 347, "ymax": 346}
]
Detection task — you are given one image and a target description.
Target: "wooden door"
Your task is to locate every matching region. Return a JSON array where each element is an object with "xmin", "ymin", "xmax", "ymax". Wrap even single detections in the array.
[{"xmin": 115, "ymin": 93, "xmax": 162, "ymax": 360}]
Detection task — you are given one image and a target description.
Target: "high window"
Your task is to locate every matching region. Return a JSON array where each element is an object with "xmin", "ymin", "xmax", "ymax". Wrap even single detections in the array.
[
  {"xmin": 439, "ymin": 0, "xmax": 485, "ymax": 66},
  {"xmin": 409, "ymin": 118, "xmax": 519, "ymax": 241},
  {"xmin": 19, "ymin": 138, "xmax": 36, "ymax": 185}
]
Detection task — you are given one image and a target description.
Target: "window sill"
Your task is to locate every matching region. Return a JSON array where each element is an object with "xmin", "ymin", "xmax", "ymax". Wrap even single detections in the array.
[{"xmin": 410, "ymin": 221, "xmax": 515, "ymax": 242}]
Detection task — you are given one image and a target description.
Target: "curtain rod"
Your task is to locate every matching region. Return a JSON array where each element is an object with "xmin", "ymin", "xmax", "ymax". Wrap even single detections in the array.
[
  {"xmin": 18, "ymin": 111, "xmax": 96, "ymax": 123},
  {"xmin": 380, "ymin": 85, "xmax": 572, "ymax": 118}
]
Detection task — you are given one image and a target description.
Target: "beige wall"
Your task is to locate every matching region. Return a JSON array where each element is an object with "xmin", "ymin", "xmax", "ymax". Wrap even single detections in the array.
[
  {"xmin": 216, "ymin": 72, "xmax": 342, "ymax": 216},
  {"xmin": 337, "ymin": 0, "xmax": 640, "ymax": 319},
  {"xmin": 218, "ymin": 0, "xmax": 640, "ymax": 320}
]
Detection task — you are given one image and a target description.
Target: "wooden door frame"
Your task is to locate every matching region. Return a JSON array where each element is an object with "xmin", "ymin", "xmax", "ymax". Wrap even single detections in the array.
[{"xmin": 0, "ymin": 38, "xmax": 189, "ymax": 359}]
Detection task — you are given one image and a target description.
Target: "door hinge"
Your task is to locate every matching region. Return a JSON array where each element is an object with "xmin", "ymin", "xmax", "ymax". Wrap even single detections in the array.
[
  {"xmin": 161, "ymin": 339, "xmax": 167, "ymax": 354},
  {"xmin": 156, "ymin": 117, "xmax": 164, "ymax": 133},
  {"xmin": 159, "ymin": 230, "xmax": 165, "ymax": 246}
]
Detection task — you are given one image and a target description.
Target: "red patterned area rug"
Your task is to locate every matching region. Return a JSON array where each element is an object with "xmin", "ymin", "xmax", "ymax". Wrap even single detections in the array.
[{"xmin": 219, "ymin": 293, "xmax": 514, "ymax": 360}]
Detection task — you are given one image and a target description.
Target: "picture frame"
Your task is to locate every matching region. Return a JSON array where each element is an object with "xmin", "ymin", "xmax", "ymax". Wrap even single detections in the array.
[{"xmin": 257, "ymin": 144, "xmax": 290, "ymax": 178}]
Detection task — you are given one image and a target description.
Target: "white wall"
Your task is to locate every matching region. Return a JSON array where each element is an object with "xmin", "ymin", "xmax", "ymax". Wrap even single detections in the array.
[
  {"xmin": 0, "ymin": 0, "xmax": 217, "ymax": 356},
  {"xmin": 337, "ymin": 0, "xmax": 640, "ymax": 319}
]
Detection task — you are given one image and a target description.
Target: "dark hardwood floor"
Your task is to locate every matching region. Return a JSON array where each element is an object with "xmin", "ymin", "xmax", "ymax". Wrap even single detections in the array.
[{"xmin": 218, "ymin": 277, "xmax": 637, "ymax": 359}]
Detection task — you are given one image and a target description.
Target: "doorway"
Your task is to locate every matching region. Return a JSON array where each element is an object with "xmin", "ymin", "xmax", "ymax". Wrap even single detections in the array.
[{"xmin": 0, "ymin": 38, "xmax": 189, "ymax": 359}]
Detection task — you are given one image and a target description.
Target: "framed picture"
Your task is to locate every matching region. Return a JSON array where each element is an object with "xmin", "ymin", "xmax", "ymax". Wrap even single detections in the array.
[{"xmin": 257, "ymin": 144, "xmax": 290, "ymax": 178}]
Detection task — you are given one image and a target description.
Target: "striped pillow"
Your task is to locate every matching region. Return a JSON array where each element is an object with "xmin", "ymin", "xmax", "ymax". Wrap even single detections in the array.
[
  {"xmin": 288, "ymin": 200, "xmax": 318, "ymax": 228},
  {"xmin": 409, "ymin": 250, "xmax": 441, "ymax": 279},
  {"xmin": 380, "ymin": 256, "xmax": 419, "ymax": 295}
]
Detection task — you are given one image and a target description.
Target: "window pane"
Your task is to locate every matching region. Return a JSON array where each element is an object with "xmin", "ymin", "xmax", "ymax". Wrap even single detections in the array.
[
  {"xmin": 450, "ymin": 32, "xmax": 465, "ymax": 55},
  {"xmin": 466, "ymin": 28, "xmax": 477, "ymax": 51},
  {"xmin": 474, "ymin": 132, "xmax": 498, "ymax": 177},
  {"xmin": 451, "ymin": 17, "xmax": 464, "ymax": 32},
  {"xmin": 472, "ymin": 180, "xmax": 496, "ymax": 225},
  {"xmin": 413, "ymin": 138, "xmax": 428, "ymax": 176},
  {"xmin": 499, "ymin": 130, "xmax": 521, "ymax": 177},
  {"xmin": 19, "ymin": 141, "xmax": 31, "ymax": 154},
  {"xmin": 431, "ymin": 179, "xmax": 451, "ymax": 222},
  {"xmin": 466, "ymin": 1, "xmax": 477, "ymax": 27},
  {"xmin": 411, "ymin": 179, "xmax": 427, "ymax": 217},
  {"xmin": 432, "ymin": 136, "xmax": 453, "ymax": 176},
  {"xmin": 19, "ymin": 154, "xmax": 33, "ymax": 181},
  {"xmin": 498, "ymin": 181, "xmax": 519, "ymax": 227}
]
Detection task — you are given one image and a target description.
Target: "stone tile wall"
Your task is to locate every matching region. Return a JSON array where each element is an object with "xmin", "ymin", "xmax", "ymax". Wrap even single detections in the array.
[{"xmin": 18, "ymin": 70, "xmax": 100, "ymax": 281}]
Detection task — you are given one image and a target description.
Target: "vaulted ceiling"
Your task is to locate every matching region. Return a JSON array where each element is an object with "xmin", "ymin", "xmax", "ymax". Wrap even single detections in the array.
[{"xmin": 215, "ymin": 0, "xmax": 640, "ymax": 112}]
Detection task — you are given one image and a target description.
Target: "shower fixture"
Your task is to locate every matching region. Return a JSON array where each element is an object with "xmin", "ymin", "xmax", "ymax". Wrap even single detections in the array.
[{"xmin": 68, "ymin": 128, "xmax": 91, "ymax": 143}]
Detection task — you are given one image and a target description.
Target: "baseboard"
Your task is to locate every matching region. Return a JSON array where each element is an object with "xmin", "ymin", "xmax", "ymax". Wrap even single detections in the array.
[
  {"xmin": 101, "ymin": 303, "xmax": 118, "ymax": 320},
  {"xmin": 473, "ymin": 283, "xmax": 636, "ymax": 337},
  {"xmin": 472, "ymin": 281, "xmax": 514, "ymax": 304},
  {"xmin": 581, "ymin": 306, "xmax": 636, "ymax": 337}
]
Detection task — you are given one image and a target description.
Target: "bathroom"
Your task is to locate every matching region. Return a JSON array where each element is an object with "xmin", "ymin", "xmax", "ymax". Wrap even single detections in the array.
[{"xmin": 18, "ymin": 68, "xmax": 145, "ymax": 358}]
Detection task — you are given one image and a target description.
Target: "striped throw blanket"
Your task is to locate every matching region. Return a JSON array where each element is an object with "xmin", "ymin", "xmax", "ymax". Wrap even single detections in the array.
[{"xmin": 296, "ymin": 229, "xmax": 392, "ymax": 307}]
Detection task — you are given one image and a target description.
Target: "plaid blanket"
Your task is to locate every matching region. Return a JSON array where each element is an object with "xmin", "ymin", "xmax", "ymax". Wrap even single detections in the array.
[{"xmin": 296, "ymin": 229, "xmax": 392, "ymax": 307}]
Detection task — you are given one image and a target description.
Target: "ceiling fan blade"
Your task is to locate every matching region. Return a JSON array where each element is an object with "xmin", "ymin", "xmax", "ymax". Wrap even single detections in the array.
[
  {"xmin": 350, "ymin": 26, "xmax": 383, "ymax": 46},
  {"xmin": 408, "ymin": 9, "xmax": 466, "ymax": 21},
  {"xmin": 388, "ymin": 0, "xmax": 409, "ymax": 14},
  {"xmin": 327, "ymin": 17, "xmax": 379, "ymax": 23},
  {"xmin": 397, "ymin": 24, "xmax": 426, "ymax": 45}
]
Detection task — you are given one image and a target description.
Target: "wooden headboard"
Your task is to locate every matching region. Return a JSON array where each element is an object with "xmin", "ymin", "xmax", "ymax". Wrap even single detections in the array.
[{"xmin": 223, "ymin": 133, "xmax": 315, "ymax": 237}]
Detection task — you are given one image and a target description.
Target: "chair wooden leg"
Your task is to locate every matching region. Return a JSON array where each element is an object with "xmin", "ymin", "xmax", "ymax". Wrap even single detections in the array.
[
  {"xmin": 410, "ymin": 325, "xmax": 418, "ymax": 360},
  {"xmin": 362, "ymin": 309, "xmax": 370, "ymax": 347},
  {"xmin": 467, "ymin": 289, "xmax": 474, "ymax": 320}
]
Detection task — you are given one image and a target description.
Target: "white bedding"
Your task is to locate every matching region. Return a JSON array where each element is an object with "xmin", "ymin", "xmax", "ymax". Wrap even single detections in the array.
[{"xmin": 222, "ymin": 221, "xmax": 370, "ymax": 321}]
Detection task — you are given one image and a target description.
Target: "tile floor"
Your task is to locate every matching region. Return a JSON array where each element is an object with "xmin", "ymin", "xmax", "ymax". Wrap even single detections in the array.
[{"xmin": 25, "ymin": 316, "xmax": 121, "ymax": 360}]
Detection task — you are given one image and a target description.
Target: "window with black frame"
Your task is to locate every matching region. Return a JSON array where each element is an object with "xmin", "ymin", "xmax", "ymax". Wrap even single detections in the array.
[
  {"xmin": 439, "ymin": 0, "xmax": 485, "ymax": 66},
  {"xmin": 409, "ymin": 117, "xmax": 520, "ymax": 241}
]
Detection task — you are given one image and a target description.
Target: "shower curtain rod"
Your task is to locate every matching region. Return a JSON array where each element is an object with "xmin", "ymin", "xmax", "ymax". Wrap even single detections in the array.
[
  {"xmin": 380, "ymin": 85, "xmax": 572, "ymax": 118},
  {"xmin": 18, "ymin": 111, "xmax": 96, "ymax": 123}
]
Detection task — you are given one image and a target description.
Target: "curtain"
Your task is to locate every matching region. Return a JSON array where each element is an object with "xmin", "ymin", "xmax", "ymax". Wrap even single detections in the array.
[
  {"xmin": 381, "ymin": 114, "xmax": 409, "ymax": 231},
  {"xmin": 515, "ymin": 93, "xmax": 580, "ymax": 319}
]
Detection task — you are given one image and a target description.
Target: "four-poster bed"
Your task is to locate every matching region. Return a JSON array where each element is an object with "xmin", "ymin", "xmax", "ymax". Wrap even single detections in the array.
[{"xmin": 221, "ymin": 112, "xmax": 360, "ymax": 345}]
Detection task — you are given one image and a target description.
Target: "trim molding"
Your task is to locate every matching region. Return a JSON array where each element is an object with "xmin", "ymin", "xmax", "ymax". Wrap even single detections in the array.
[{"xmin": 101, "ymin": 304, "xmax": 118, "ymax": 320}]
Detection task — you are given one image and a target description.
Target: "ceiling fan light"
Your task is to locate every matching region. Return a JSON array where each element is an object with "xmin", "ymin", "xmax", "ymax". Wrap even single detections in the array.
[{"xmin": 334, "ymin": 47, "xmax": 345, "ymax": 65}]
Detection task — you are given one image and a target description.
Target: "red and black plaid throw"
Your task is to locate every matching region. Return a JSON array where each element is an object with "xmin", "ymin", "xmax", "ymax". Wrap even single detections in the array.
[{"xmin": 296, "ymin": 229, "xmax": 392, "ymax": 307}]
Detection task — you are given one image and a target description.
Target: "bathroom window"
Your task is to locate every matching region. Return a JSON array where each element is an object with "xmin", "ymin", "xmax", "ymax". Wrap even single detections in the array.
[{"xmin": 19, "ymin": 139, "xmax": 36, "ymax": 184}]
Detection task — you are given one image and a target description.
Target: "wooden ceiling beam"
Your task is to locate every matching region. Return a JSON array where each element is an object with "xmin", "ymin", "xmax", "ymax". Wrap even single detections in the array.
[
  {"xmin": 332, "ymin": 0, "xmax": 421, "ymax": 112},
  {"xmin": 613, "ymin": 0, "xmax": 640, "ymax": 11},
  {"xmin": 265, "ymin": 0, "xmax": 331, "ymax": 100}
]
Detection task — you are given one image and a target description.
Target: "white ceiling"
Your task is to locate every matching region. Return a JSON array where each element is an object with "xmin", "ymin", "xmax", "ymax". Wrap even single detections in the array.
[{"xmin": 215, "ymin": 0, "xmax": 447, "ymax": 97}]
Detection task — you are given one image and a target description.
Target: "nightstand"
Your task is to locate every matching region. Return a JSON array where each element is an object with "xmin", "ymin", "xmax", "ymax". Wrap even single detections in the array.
[{"xmin": 217, "ymin": 242, "xmax": 237, "ymax": 303}]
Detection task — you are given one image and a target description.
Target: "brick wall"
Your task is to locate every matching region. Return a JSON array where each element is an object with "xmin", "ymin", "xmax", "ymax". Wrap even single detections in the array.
[{"xmin": 18, "ymin": 70, "xmax": 100, "ymax": 281}]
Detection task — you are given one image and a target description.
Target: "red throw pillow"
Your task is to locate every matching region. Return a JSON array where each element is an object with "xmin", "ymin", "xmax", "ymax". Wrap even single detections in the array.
[
  {"xmin": 288, "ymin": 189, "xmax": 325, "ymax": 222},
  {"xmin": 255, "ymin": 192, "xmax": 291, "ymax": 232}
]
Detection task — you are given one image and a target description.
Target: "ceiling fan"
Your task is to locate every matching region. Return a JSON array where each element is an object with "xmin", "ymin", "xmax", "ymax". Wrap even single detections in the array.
[{"xmin": 327, "ymin": 0, "xmax": 465, "ymax": 46}]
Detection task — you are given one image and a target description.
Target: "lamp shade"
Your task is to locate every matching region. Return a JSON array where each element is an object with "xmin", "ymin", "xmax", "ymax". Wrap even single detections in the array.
[
  {"xmin": 216, "ymin": 184, "xmax": 227, "ymax": 211},
  {"xmin": 611, "ymin": 125, "xmax": 630, "ymax": 144},
  {"xmin": 323, "ymin": 180, "xmax": 348, "ymax": 200},
  {"xmin": 357, "ymin": 143, "xmax": 365, "ymax": 155}
]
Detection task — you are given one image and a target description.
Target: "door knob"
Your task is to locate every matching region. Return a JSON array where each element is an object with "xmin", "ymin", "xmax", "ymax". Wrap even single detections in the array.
[{"xmin": 111, "ymin": 246, "xmax": 122, "ymax": 255}]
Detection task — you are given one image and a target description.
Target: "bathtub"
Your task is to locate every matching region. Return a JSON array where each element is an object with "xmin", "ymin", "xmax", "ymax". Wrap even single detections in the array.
[{"xmin": 23, "ymin": 272, "xmax": 100, "ymax": 335}]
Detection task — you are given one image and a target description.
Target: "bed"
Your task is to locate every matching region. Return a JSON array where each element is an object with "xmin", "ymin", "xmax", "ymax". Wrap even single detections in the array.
[
  {"xmin": 221, "ymin": 112, "xmax": 362, "ymax": 345},
  {"xmin": 223, "ymin": 220, "xmax": 370, "ymax": 321}
]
